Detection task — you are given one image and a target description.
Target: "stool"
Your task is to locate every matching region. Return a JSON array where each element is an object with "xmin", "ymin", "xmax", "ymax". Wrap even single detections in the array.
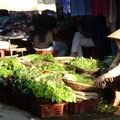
[
  {"xmin": 35, "ymin": 51, "xmax": 58, "ymax": 57},
  {"xmin": 0, "ymin": 49, "xmax": 5, "ymax": 58}
]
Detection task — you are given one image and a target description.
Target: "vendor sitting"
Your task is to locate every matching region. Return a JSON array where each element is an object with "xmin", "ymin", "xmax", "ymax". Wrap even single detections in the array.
[
  {"xmin": 32, "ymin": 12, "xmax": 68, "ymax": 56},
  {"xmin": 95, "ymin": 29, "xmax": 120, "ymax": 115}
]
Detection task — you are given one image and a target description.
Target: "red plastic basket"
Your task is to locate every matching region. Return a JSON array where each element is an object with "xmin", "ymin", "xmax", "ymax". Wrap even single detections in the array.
[
  {"xmin": 0, "ymin": 90, "xmax": 10, "ymax": 104},
  {"xmin": 31, "ymin": 101, "xmax": 65, "ymax": 118},
  {"xmin": 69, "ymin": 98, "xmax": 100, "ymax": 114},
  {"xmin": 64, "ymin": 102, "xmax": 69, "ymax": 112},
  {"xmin": 11, "ymin": 91, "xmax": 30, "ymax": 110}
]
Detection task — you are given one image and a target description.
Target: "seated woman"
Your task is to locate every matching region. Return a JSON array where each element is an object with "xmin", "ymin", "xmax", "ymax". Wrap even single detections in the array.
[
  {"xmin": 70, "ymin": 15, "xmax": 110, "ymax": 57},
  {"xmin": 32, "ymin": 13, "xmax": 68, "ymax": 56},
  {"xmin": 95, "ymin": 29, "xmax": 120, "ymax": 115}
]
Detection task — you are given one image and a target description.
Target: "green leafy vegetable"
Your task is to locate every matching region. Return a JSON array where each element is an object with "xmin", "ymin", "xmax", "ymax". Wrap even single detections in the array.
[
  {"xmin": 70, "ymin": 57, "xmax": 104, "ymax": 70},
  {"xmin": 65, "ymin": 72, "xmax": 95, "ymax": 85}
]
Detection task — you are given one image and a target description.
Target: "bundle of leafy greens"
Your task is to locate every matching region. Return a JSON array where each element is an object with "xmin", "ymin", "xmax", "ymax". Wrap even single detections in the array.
[
  {"xmin": 15, "ymin": 65, "xmax": 43, "ymax": 79},
  {"xmin": 41, "ymin": 62, "xmax": 74, "ymax": 72},
  {"xmin": 12, "ymin": 77, "xmax": 76, "ymax": 104},
  {"xmin": 33, "ymin": 72, "xmax": 63, "ymax": 82},
  {"xmin": 70, "ymin": 57, "xmax": 104, "ymax": 70},
  {"xmin": 0, "ymin": 57, "xmax": 25, "ymax": 78},
  {"xmin": 44, "ymin": 53, "xmax": 55, "ymax": 61},
  {"xmin": 65, "ymin": 72, "xmax": 95, "ymax": 85},
  {"xmin": 23, "ymin": 53, "xmax": 55, "ymax": 63}
]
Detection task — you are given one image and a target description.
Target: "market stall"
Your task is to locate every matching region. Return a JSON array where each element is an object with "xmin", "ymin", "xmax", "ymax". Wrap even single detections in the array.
[
  {"xmin": 1, "ymin": 0, "xmax": 120, "ymax": 118},
  {"xmin": 0, "ymin": 53, "xmax": 114, "ymax": 118}
]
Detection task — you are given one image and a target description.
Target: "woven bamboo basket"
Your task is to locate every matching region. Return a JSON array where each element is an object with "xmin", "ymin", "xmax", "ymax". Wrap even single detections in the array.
[
  {"xmin": 22, "ymin": 61, "xmax": 46, "ymax": 67},
  {"xmin": 63, "ymin": 79, "xmax": 101, "ymax": 92},
  {"xmin": 76, "ymin": 67, "xmax": 100, "ymax": 75},
  {"xmin": 55, "ymin": 57, "xmax": 75, "ymax": 64}
]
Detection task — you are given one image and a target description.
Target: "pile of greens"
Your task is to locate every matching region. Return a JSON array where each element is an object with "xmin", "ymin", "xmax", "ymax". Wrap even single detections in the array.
[
  {"xmin": 23, "ymin": 54, "xmax": 44, "ymax": 63},
  {"xmin": 70, "ymin": 57, "xmax": 104, "ymax": 70},
  {"xmin": 15, "ymin": 67, "xmax": 63, "ymax": 83},
  {"xmin": 30, "ymin": 80, "xmax": 76, "ymax": 103},
  {"xmin": 23, "ymin": 53, "xmax": 55, "ymax": 63},
  {"xmin": 41, "ymin": 62, "xmax": 74, "ymax": 72},
  {"xmin": 12, "ymin": 77, "xmax": 76, "ymax": 104},
  {"xmin": 15, "ymin": 65, "xmax": 43, "ymax": 79},
  {"xmin": 65, "ymin": 72, "xmax": 95, "ymax": 85},
  {"xmin": 33, "ymin": 72, "xmax": 63, "ymax": 83},
  {"xmin": 96, "ymin": 100, "xmax": 118, "ymax": 113},
  {"xmin": 44, "ymin": 53, "xmax": 55, "ymax": 61},
  {"xmin": 0, "ymin": 57, "xmax": 25, "ymax": 78}
]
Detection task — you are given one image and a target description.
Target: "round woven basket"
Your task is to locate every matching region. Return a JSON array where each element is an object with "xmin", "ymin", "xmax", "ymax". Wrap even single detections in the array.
[
  {"xmin": 22, "ymin": 61, "xmax": 46, "ymax": 67},
  {"xmin": 55, "ymin": 57, "xmax": 75, "ymax": 64},
  {"xmin": 76, "ymin": 67, "xmax": 100, "ymax": 75},
  {"xmin": 63, "ymin": 79, "xmax": 101, "ymax": 92}
]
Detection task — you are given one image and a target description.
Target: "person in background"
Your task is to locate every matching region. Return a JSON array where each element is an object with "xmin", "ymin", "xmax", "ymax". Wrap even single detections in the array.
[
  {"xmin": 95, "ymin": 29, "xmax": 120, "ymax": 115},
  {"xmin": 32, "ymin": 11, "xmax": 68, "ymax": 56},
  {"xmin": 70, "ymin": 15, "xmax": 110, "ymax": 57}
]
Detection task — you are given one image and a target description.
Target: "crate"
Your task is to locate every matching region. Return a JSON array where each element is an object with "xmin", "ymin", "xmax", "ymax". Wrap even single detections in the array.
[
  {"xmin": 64, "ymin": 102, "xmax": 69, "ymax": 112},
  {"xmin": 11, "ymin": 91, "xmax": 30, "ymax": 110},
  {"xmin": 31, "ymin": 101, "xmax": 65, "ymax": 118},
  {"xmin": 0, "ymin": 90, "xmax": 10, "ymax": 104},
  {"xmin": 69, "ymin": 98, "xmax": 100, "ymax": 114}
]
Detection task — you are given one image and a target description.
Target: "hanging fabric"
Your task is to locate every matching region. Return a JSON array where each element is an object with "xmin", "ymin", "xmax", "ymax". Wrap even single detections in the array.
[
  {"xmin": 109, "ymin": 0, "xmax": 117, "ymax": 32},
  {"xmin": 0, "ymin": 0, "xmax": 37, "ymax": 11},
  {"xmin": 62, "ymin": 0, "xmax": 68, "ymax": 14},
  {"xmin": 91, "ymin": 0, "xmax": 110, "ymax": 16},
  {"xmin": 70, "ymin": 0, "xmax": 92, "ymax": 16},
  {"xmin": 116, "ymin": 0, "xmax": 120, "ymax": 29},
  {"xmin": 37, "ymin": 3, "xmax": 56, "ymax": 12}
]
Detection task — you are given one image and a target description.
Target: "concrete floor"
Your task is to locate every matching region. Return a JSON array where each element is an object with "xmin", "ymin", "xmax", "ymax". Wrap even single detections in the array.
[{"xmin": 1, "ymin": 102, "xmax": 120, "ymax": 120}]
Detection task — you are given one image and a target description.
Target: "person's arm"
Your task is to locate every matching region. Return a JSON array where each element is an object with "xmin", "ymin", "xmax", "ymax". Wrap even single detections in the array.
[
  {"xmin": 95, "ymin": 64, "xmax": 120, "ymax": 86},
  {"xmin": 108, "ymin": 51, "xmax": 120, "ymax": 70},
  {"xmin": 104, "ymin": 64, "xmax": 120, "ymax": 78}
]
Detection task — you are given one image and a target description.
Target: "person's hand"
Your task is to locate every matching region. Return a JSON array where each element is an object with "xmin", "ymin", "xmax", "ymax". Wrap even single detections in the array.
[{"xmin": 95, "ymin": 75, "xmax": 105, "ymax": 86}]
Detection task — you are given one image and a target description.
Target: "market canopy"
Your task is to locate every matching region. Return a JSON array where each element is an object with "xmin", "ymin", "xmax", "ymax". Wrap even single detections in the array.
[
  {"xmin": 0, "ymin": 0, "xmax": 56, "ymax": 11},
  {"xmin": 107, "ymin": 29, "xmax": 120, "ymax": 40}
]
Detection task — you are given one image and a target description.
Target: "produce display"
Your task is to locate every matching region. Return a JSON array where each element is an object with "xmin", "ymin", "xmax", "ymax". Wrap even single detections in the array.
[
  {"xmin": 65, "ymin": 72, "xmax": 95, "ymax": 85},
  {"xmin": 15, "ymin": 67, "xmax": 63, "ymax": 83},
  {"xmin": 29, "ymin": 80, "xmax": 76, "ymax": 103},
  {"xmin": 9, "ymin": 56, "xmax": 77, "ymax": 104},
  {"xmin": 12, "ymin": 76, "xmax": 76, "ymax": 104},
  {"xmin": 0, "ymin": 55, "xmax": 102, "ymax": 105},
  {"xmin": 70, "ymin": 57, "xmax": 104, "ymax": 70},
  {"xmin": 0, "ymin": 55, "xmax": 116, "ymax": 115}
]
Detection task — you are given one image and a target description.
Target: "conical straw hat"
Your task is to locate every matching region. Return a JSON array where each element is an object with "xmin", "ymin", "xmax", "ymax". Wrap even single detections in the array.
[{"xmin": 107, "ymin": 29, "xmax": 120, "ymax": 40}]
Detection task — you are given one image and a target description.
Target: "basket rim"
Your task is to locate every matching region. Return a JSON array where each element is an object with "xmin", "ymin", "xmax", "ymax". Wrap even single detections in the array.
[
  {"xmin": 76, "ymin": 67, "xmax": 100, "ymax": 72},
  {"xmin": 63, "ymin": 79, "xmax": 100, "ymax": 88},
  {"xmin": 55, "ymin": 56, "xmax": 75, "ymax": 59}
]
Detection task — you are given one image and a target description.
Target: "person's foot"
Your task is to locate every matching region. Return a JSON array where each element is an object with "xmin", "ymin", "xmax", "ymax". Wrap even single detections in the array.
[
  {"xmin": 112, "ymin": 91, "xmax": 120, "ymax": 107},
  {"xmin": 114, "ymin": 108, "xmax": 120, "ymax": 116},
  {"xmin": 70, "ymin": 52, "xmax": 77, "ymax": 57}
]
